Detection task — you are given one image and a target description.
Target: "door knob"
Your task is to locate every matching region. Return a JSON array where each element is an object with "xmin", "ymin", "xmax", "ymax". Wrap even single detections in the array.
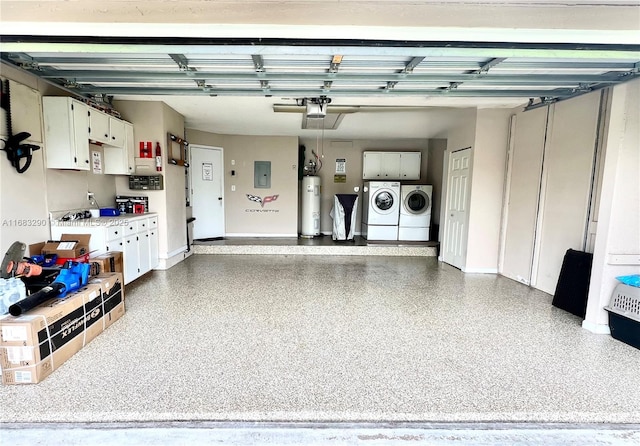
[{"xmin": 218, "ymin": 197, "xmax": 223, "ymax": 200}]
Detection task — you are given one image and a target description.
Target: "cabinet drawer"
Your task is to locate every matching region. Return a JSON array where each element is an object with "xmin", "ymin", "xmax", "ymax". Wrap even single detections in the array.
[
  {"xmin": 124, "ymin": 221, "xmax": 138, "ymax": 236},
  {"xmin": 106, "ymin": 239, "xmax": 124, "ymax": 253},
  {"xmin": 138, "ymin": 218, "xmax": 150, "ymax": 232},
  {"xmin": 148, "ymin": 216, "xmax": 158, "ymax": 229},
  {"xmin": 107, "ymin": 225, "xmax": 123, "ymax": 241}
]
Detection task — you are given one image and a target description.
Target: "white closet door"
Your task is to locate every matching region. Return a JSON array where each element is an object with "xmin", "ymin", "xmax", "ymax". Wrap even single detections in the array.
[
  {"xmin": 533, "ymin": 92, "xmax": 601, "ymax": 295},
  {"xmin": 500, "ymin": 107, "xmax": 548, "ymax": 285}
]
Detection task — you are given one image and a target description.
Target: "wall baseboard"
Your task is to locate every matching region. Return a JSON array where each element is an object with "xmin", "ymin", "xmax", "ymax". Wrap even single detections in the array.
[
  {"xmin": 156, "ymin": 246, "xmax": 188, "ymax": 270},
  {"xmin": 582, "ymin": 319, "xmax": 611, "ymax": 335},
  {"xmin": 225, "ymin": 233, "xmax": 298, "ymax": 237},
  {"xmin": 462, "ymin": 267, "xmax": 498, "ymax": 274}
]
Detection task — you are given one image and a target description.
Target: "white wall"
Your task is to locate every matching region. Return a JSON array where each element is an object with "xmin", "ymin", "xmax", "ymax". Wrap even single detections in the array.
[
  {"xmin": 465, "ymin": 109, "xmax": 512, "ymax": 273},
  {"xmin": 298, "ymin": 138, "xmax": 429, "ymax": 234},
  {"xmin": 3, "ymin": 1, "xmax": 638, "ymax": 41},
  {"xmin": 46, "ymin": 144, "xmax": 117, "ymax": 213},
  {"xmin": 0, "ymin": 73, "xmax": 49, "ymax": 252},
  {"xmin": 187, "ymin": 129, "xmax": 299, "ymax": 236},
  {"xmin": 437, "ymin": 108, "xmax": 477, "ymax": 266},
  {"xmin": 0, "ymin": 64, "xmax": 119, "ymax": 255},
  {"xmin": 584, "ymin": 79, "xmax": 640, "ymax": 333},
  {"xmin": 114, "ymin": 100, "xmax": 187, "ymax": 268},
  {"xmin": 162, "ymin": 103, "xmax": 188, "ymax": 258},
  {"xmin": 426, "ymin": 139, "xmax": 446, "ymax": 241}
]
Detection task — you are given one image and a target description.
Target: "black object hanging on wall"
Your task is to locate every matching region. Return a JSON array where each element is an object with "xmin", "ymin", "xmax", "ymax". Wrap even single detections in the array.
[
  {"xmin": 298, "ymin": 145, "xmax": 306, "ymax": 181},
  {"xmin": 0, "ymin": 79, "xmax": 41, "ymax": 173},
  {"xmin": 552, "ymin": 249, "xmax": 594, "ymax": 318}
]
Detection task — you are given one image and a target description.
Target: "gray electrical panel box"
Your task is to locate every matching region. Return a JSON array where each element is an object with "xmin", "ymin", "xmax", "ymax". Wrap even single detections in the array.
[{"xmin": 254, "ymin": 161, "xmax": 271, "ymax": 188}]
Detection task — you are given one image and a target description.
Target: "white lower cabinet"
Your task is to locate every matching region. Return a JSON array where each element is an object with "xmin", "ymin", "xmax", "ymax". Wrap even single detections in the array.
[
  {"xmin": 51, "ymin": 213, "xmax": 158, "ymax": 285},
  {"xmin": 138, "ymin": 232, "xmax": 151, "ymax": 276},
  {"xmin": 149, "ymin": 228, "xmax": 159, "ymax": 269},
  {"xmin": 123, "ymin": 235, "xmax": 139, "ymax": 284}
]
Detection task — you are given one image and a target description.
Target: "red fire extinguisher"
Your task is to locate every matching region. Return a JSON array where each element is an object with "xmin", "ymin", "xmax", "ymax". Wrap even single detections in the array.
[{"xmin": 155, "ymin": 142, "xmax": 162, "ymax": 172}]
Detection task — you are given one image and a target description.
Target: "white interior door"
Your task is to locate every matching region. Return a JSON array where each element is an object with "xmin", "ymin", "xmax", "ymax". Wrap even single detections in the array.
[
  {"xmin": 500, "ymin": 107, "xmax": 548, "ymax": 285},
  {"xmin": 190, "ymin": 145, "xmax": 224, "ymax": 239},
  {"xmin": 443, "ymin": 148, "xmax": 471, "ymax": 269}
]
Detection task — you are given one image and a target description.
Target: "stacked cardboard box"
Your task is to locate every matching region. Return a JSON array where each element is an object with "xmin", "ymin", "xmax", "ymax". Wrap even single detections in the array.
[
  {"xmin": 0, "ymin": 272, "xmax": 125, "ymax": 385},
  {"xmin": 30, "ymin": 234, "xmax": 92, "ymax": 265},
  {"xmin": 90, "ymin": 252, "xmax": 123, "ymax": 275}
]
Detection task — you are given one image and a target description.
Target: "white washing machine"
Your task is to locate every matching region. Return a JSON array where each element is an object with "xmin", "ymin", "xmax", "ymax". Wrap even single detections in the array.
[
  {"xmin": 399, "ymin": 184, "xmax": 432, "ymax": 241},
  {"xmin": 362, "ymin": 181, "xmax": 401, "ymax": 240}
]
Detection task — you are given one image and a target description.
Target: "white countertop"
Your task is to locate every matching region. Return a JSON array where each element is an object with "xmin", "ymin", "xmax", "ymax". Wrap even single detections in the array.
[{"xmin": 52, "ymin": 213, "xmax": 157, "ymax": 227}]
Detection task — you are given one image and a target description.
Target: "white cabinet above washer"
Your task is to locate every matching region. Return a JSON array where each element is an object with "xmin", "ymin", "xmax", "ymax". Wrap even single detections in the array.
[{"xmin": 362, "ymin": 151, "xmax": 421, "ymax": 180}]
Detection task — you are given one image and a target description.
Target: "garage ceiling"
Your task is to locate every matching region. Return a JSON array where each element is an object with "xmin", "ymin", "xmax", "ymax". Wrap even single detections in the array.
[
  {"xmin": 1, "ymin": 1, "xmax": 638, "ymax": 138},
  {"xmin": 2, "ymin": 40, "xmax": 638, "ymax": 104}
]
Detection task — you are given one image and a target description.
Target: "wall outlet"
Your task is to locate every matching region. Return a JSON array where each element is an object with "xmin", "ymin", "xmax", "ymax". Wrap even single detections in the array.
[{"xmin": 87, "ymin": 192, "xmax": 94, "ymax": 201}]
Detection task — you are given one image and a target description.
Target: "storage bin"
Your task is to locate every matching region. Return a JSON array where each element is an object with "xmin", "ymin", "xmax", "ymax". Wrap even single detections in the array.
[{"xmin": 604, "ymin": 283, "xmax": 640, "ymax": 350}]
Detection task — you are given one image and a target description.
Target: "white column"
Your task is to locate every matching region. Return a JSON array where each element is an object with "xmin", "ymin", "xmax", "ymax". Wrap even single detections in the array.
[{"xmin": 583, "ymin": 79, "xmax": 640, "ymax": 334}]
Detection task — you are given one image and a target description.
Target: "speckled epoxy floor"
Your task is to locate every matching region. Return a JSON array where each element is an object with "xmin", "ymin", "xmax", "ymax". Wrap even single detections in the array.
[{"xmin": 1, "ymin": 255, "xmax": 639, "ymax": 424}]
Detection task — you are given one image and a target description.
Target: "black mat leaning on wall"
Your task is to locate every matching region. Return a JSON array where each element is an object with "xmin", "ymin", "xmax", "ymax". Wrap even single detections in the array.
[{"xmin": 552, "ymin": 249, "xmax": 594, "ymax": 319}]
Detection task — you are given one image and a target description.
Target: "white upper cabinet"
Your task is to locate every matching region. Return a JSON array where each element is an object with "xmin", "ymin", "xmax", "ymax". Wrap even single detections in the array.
[
  {"xmin": 89, "ymin": 107, "xmax": 127, "ymax": 147},
  {"xmin": 109, "ymin": 117, "xmax": 126, "ymax": 147},
  {"xmin": 363, "ymin": 151, "xmax": 421, "ymax": 180},
  {"xmin": 43, "ymin": 97, "xmax": 91, "ymax": 170},
  {"xmin": 364, "ymin": 151, "xmax": 401, "ymax": 179},
  {"xmin": 399, "ymin": 152, "xmax": 421, "ymax": 180},
  {"xmin": 88, "ymin": 108, "xmax": 110, "ymax": 144},
  {"xmin": 103, "ymin": 122, "xmax": 135, "ymax": 175},
  {"xmin": 44, "ymin": 96, "xmax": 133, "ymax": 172}
]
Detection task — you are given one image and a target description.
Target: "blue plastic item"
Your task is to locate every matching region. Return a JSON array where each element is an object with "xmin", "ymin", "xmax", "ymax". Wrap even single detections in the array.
[
  {"xmin": 616, "ymin": 274, "xmax": 640, "ymax": 288},
  {"xmin": 99, "ymin": 208, "xmax": 120, "ymax": 217},
  {"xmin": 54, "ymin": 261, "xmax": 91, "ymax": 297}
]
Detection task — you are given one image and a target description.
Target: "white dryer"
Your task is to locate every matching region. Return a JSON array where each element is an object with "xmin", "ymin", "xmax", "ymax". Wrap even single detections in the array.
[
  {"xmin": 399, "ymin": 184, "xmax": 432, "ymax": 241},
  {"xmin": 362, "ymin": 181, "xmax": 401, "ymax": 240}
]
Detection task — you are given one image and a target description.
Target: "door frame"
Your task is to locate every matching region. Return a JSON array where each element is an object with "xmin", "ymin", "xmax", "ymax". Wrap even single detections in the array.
[{"xmin": 189, "ymin": 144, "xmax": 225, "ymax": 239}]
